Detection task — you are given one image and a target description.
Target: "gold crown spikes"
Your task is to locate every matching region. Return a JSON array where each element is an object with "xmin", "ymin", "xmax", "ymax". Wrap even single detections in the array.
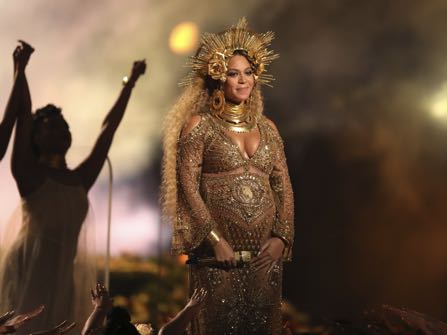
[{"xmin": 180, "ymin": 17, "xmax": 279, "ymax": 87}]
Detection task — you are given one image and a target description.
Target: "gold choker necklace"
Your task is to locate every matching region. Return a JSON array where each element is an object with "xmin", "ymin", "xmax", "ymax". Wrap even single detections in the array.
[{"xmin": 213, "ymin": 102, "xmax": 257, "ymax": 133}]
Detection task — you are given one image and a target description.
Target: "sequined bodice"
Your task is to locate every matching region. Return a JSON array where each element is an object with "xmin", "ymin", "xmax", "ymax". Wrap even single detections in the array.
[
  {"xmin": 174, "ymin": 113, "xmax": 294, "ymax": 259},
  {"xmin": 199, "ymin": 115, "xmax": 281, "ymax": 175}
]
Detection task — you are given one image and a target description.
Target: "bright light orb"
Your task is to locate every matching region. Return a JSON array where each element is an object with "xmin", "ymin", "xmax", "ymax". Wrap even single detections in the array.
[
  {"xmin": 169, "ymin": 22, "xmax": 199, "ymax": 55},
  {"xmin": 429, "ymin": 83, "xmax": 447, "ymax": 124}
]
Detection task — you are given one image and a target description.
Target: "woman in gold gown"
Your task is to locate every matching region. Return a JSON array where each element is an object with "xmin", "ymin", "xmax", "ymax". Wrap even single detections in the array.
[{"xmin": 162, "ymin": 18, "xmax": 294, "ymax": 335}]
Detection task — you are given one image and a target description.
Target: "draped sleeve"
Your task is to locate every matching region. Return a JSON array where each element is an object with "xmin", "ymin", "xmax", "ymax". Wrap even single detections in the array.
[
  {"xmin": 268, "ymin": 124, "xmax": 295, "ymax": 261},
  {"xmin": 172, "ymin": 116, "xmax": 216, "ymax": 255}
]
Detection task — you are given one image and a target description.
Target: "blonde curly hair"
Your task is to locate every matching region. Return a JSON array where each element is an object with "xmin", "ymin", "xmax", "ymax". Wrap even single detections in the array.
[{"xmin": 160, "ymin": 75, "xmax": 264, "ymax": 228}]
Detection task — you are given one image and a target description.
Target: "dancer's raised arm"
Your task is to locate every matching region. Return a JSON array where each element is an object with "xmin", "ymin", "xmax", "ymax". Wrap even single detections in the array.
[
  {"xmin": 10, "ymin": 41, "xmax": 46, "ymax": 197},
  {"xmin": 0, "ymin": 42, "xmax": 34, "ymax": 161},
  {"xmin": 75, "ymin": 60, "xmax": 146, "ymax": 191}
]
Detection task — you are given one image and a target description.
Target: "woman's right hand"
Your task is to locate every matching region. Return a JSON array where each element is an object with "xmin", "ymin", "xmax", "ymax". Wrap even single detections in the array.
[{"xmin": 212, "ymin": 238, "xmax": 237, "ymax": 268}]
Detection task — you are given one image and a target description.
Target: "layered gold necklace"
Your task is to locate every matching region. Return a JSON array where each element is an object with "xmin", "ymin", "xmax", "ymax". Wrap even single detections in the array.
[{"xmin": 213, "ymin": 102, "xmax": 257, "ymax": 133}]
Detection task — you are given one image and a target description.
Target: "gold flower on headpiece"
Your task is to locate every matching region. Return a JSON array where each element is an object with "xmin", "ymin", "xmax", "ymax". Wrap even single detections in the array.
[
  {"xmin": 253, "ymin": 60, "xmax": 265, "ymax": 76},
  {"xmin": 180, "ymin": 17, "xmax": 279, "ymax": 87},
  {"xmin": 208, "ymin": 52, "xmax": 227, "ymax": 81}
]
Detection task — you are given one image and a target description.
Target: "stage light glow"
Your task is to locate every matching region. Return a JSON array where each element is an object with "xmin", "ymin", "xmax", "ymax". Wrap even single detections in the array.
[
  {"xmin": 432, "ymin": 100, "xmax": 447, "ymax": 119},
  {"xmin": 169, "ymin": 22, "xmax": 199, "ymax": 54},
  {"xmin": 430, "ymin": 83, "xmax": 447, "ymax": 124}
]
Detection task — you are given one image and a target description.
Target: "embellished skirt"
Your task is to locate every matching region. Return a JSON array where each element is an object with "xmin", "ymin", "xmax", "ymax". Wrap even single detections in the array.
[{"xmin": 188, "ymin": 172, "xmax": 283, "ymax": 335}]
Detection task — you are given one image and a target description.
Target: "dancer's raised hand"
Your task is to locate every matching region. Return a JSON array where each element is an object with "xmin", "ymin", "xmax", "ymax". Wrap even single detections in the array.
[{"xmin": 14, "ymin": 40, "xmax": 34, "ymax": 73}]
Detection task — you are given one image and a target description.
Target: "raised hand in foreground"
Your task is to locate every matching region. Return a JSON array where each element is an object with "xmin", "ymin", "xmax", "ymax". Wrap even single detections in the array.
[
  {"xmin": 0, "ymin": 305, "xmax": 44, "ymax": 334},
  {"xmin": 159, "ymin": 288, "xmax": 207, "ymax": 335},
  {"xmin": 82, "ymin": 282, "xmax": 113, "ymax": 335}
]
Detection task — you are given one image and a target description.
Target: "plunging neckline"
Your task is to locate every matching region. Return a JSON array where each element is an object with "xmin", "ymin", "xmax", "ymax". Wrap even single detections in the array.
[{"xmin": 217, "ymin": 122, "xmax": 263, "ymax": 160}]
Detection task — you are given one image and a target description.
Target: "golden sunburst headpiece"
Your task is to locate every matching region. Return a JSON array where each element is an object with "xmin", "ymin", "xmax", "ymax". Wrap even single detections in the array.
[{"xmin": 180, "ymin": 17, "xmax": 279, "ymax": 87}]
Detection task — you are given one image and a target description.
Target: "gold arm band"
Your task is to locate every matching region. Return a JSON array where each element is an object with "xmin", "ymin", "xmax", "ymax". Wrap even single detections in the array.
[{"xmin": 207, "ymin": 230, "xmax": 221, "ymax": 246}]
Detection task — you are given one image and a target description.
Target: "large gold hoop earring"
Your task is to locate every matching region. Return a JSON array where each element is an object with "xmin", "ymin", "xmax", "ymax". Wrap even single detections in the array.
[{"xmin": 210, "ymin": 89, "xmax": 225, "ymax": 115}]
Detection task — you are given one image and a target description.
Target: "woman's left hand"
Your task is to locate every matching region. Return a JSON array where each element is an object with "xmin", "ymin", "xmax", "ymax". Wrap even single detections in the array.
[{"xmin": 251, "ymin": 237, "xmax": 285, "ymax": 273}]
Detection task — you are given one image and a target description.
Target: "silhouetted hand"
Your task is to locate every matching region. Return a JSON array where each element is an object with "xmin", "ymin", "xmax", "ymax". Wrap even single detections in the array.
[
  {"xmin": 0, "ymin": 311, "xmax": 15, "ymax": 326},
  {"xmin": 90, "ymin": 282, "xmax": 113, "ymax": 312},
  {"xmin": 185, "ymin": 288, "xmax": 207, "ymax": 312},
  {"xmin": 13, "ymin": 40, "xmax": 34, "ymax": 73},
  {"xmin": 127, "ymin": 60, "xmax": 146, "ymax": 85},
  {"xmin": 251, "ymin": 237, "xmax": 285, "ymax": 273},
  {"xmin": 0, "ymin": 305, "xmax": 44, "ymax": 334},
  {"xmin": 29, "ymin": 320, "xmax": 76, "ymax": 335},
  {"xmin": 5, "ymin": 305, "xmax": 44, "ymax": 327}
]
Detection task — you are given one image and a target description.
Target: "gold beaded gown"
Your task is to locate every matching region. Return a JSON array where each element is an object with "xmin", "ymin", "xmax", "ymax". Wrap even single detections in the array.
[{"xmin": 174, "ymin": 113, "xmax": 294, "ymax": 335}]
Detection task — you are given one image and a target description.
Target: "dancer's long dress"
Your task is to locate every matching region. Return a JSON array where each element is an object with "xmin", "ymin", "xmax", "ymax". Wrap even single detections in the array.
[
  {"xmin": 0, "ymin": 178, "xmax": 95, "ymax": 335},
  {"xmin": 174, "ymin": 114, "xmax": 294, "ymax": 335}
]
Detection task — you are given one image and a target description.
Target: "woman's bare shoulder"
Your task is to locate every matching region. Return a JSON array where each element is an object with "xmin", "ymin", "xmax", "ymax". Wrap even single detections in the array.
[
  {"xmin": 263, "ymin": 117, "xmax": 279, "ymax": 132},
  {"xmin": 180, "ymin": 114, "xmax": 206, "ymax": 138}
]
